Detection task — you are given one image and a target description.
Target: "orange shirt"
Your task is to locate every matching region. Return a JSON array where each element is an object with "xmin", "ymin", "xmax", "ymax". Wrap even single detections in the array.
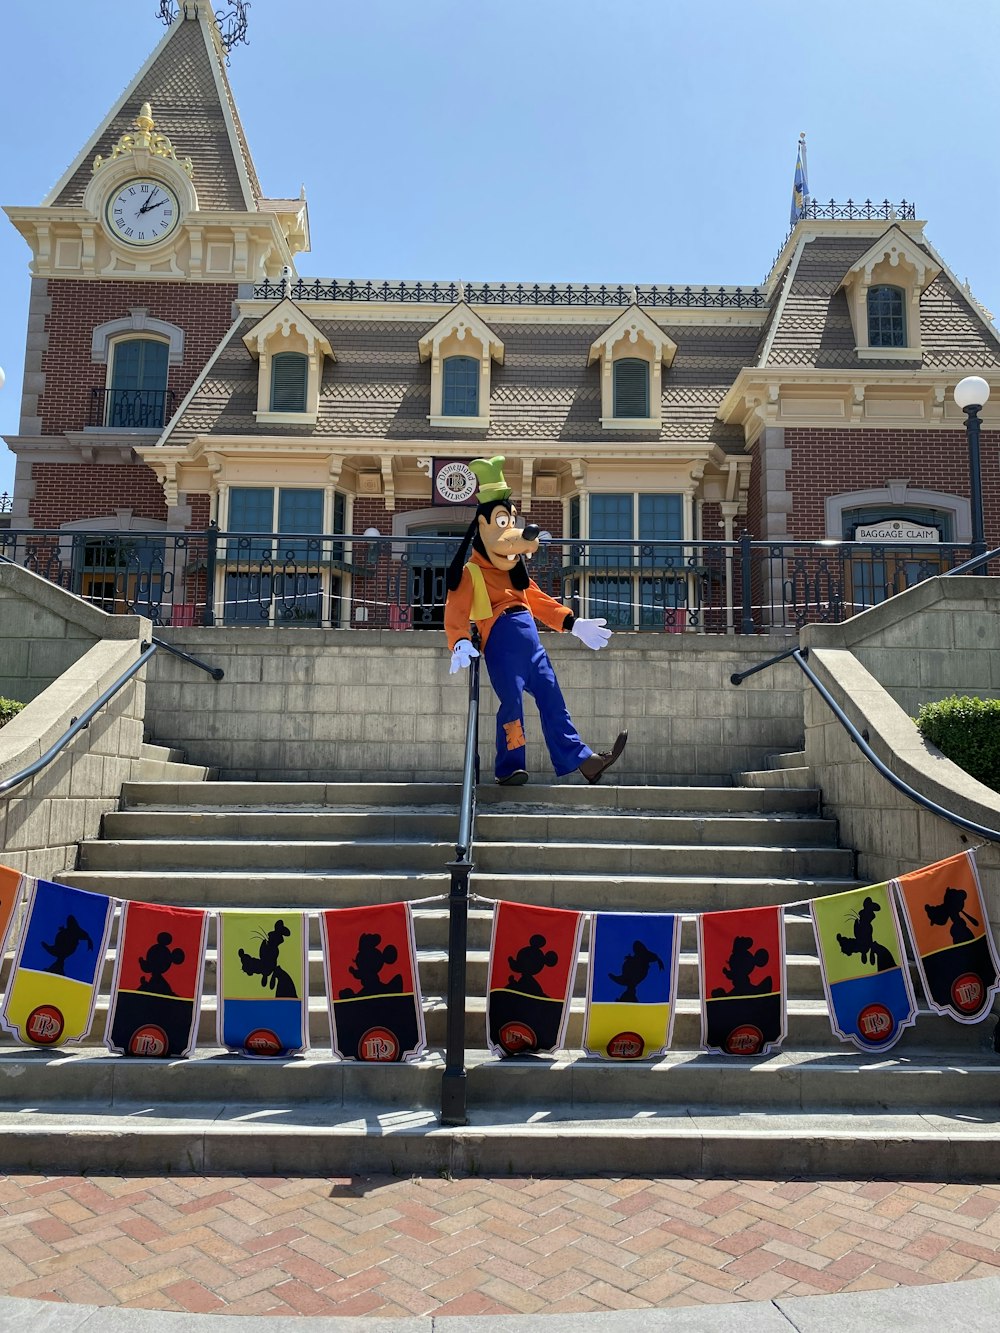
[{"xmin": 444, "ymin": 551, "xmax": 572, "ymax": 651}]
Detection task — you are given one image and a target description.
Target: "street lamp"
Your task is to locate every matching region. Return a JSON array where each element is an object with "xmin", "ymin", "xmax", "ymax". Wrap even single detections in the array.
[{"xmin": 954, "ymin": 375, "xmax": 991, "ymax": 559}]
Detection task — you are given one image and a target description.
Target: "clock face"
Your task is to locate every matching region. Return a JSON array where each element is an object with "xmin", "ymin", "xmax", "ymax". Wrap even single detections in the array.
[{"xmin": 105, "ymin": 178, "xmax": 180, "ymax": 247}]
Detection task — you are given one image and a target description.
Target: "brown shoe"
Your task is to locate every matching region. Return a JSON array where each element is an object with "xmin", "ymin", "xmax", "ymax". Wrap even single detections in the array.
[{"xmin": 578, "ymin": 731, "xmax": 628, "ymax": 784}]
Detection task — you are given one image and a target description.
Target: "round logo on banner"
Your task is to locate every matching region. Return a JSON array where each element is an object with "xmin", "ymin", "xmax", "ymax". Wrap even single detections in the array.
[
  {"xmin": 499, "ymin": 1020, "xmax": 536, "ymax": 1054},
  {"xmin": 606, "ymin": 1031, "xmax": 645, "ymax": 1059},
  {"xmin": 26, "ymin": 1004, "xmax": 64, "ymax": 1045},
  {"xmin": 857, "ymin": 1003, "xmax": 895, "ymax": 1043},
  {"xmin": 244, "ymin": 1028, "xmax": 283, "ymax": 1056},
  {"xmin": 434, "ymin": 462, "xmax": 477, "ymax": 504},
  {"xmin": 725, "ymin": 1024, "xmax": 764, "ymax": 1055},
  {"xmin": 951, "ymin": 973, "xmax": 985, "ymax": 1014},
  {"xmin": 128, "ymin": 1024, "xmax": 169, "ymax": 1057},
  {"xmin": 359, "ymin": 1027, "xmax": 400, "ymax": 1062}
]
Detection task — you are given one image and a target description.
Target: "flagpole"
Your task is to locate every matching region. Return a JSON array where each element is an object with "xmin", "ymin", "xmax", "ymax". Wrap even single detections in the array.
[{"xmin": 799, "ymin": 132, "xmax": 809, "ymax": 212}]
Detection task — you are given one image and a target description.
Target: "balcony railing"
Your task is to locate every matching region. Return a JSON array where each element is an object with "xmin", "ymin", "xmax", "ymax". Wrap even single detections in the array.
[
  {"xmin": 2, "ymin": 528, "xmax": 994, "ymax": 635},
  {"xmin": 89, "ymin": 387, "xmax": 176, "ymax": 431},
  {"xmin": 250, "ymin": 277, "xmax": 766, "ymax": 308},
  {"xmin": 0, "ymin": 492, "xmax": 11, "ymax": 515}
]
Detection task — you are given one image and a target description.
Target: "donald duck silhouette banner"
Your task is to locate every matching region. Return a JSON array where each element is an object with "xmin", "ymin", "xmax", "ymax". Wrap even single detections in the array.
[
  {"xmin": 2, "ymin": 879, "xmax": 114, "ymax": 1047},
  {"xmin": 105, "ymin": 901, "xmax": 208, "ymax": 1057},
  {"xmin": 320, "ymin": 902, "xmax": 425, "ymax": 1062},
  {"xmin": 217, "ymin": 911, "xmax": 308, "ymax": 1057},
  {"xmin": 812, "ymin": 883, "xmax": 917, "ymax": 1052},
  {"xmin": 583, "ymin": 912, "xmax": 679, "ymax": 1059},
  {"xmin": 892, "ymin": 852, "xmax": 1000, "ymax": 1023},
  {"xmin": 698, "ymin": 905, "xmax": 786, "ymax": 1055},
  {"xmin": 487, "ymin": 901, "xmax": 583, "ymax": 1056}
]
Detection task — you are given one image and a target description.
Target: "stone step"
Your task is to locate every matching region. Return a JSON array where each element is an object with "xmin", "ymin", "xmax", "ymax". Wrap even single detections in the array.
[
  {"xmin": 767, "ymin": 751, "xmax": 808, "ymax": 771},
  {"xmin": 133, "ymin": 758, "xmax": 215, "ymax": 783},
  {"xmin": 140, "ymin": 743, "xmax": 187, "ymax": 764},
  {"xmin": 78, "ymin": 838, "xmax": 856, "ymax": 878},
  {"xmin": 101, "ymin": 809, "xmax": 840, "ymax": 848},
  {"xmin": 739, "ymin": 767, "xmax": 814, "ymax": 790}
]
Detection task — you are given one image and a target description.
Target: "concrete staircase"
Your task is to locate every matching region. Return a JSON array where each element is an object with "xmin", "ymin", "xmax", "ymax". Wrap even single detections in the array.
[{"xmin": 1, "ymin": 772, "xmax": 998, "ymax": 1178}]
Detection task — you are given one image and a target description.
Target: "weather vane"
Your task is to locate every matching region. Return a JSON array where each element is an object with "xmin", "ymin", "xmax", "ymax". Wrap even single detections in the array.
[{"xmin": 156, "ymin": 2, "xmax": 251, "ymax": 58}]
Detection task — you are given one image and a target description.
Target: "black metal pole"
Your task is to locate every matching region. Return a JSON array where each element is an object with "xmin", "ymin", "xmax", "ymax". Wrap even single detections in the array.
[
  {"xmin": 739, "ymin": 531, "xmax": 754, "ymax": 635},
  {"xmin": 964, "ymin": 403, "xmax": 986, "ymax": 560},
  {"xmin": 202, "ymin": 521, "xmax": 218, "ymax": 626}
]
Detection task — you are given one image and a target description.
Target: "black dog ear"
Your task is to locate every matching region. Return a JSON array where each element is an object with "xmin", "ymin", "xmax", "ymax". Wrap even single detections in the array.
[
  {"xmin": 509, "ymin": 554, "xmax": 531, "ymax": 591},
  {"xmin": 446, "ymin": 516, "xmax": 479, "ymax": 591}
]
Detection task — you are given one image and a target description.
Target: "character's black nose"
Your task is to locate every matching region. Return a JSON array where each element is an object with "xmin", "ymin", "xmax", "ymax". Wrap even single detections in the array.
[{"xmin": 521, "ymin": 524, "xmax": 540, "ymax": 541}]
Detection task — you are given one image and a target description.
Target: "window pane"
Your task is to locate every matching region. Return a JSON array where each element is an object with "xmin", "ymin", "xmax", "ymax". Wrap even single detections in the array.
[
  {"xmin": 589, "ymin": 578, "xmax": 634, "ymax": 629},
  {"xmin": 442, "ymin": 356, "xmax": 479, "ymax": 416},
  {"xmin": 228, "ymin": 487, "xmax": 274, "ymax": 560},
  {"xmin": 277, "ymin": 488, "xmax": 324, "ymax": 562},
  {"xmin": 270, "ymin": 353, "xmax": 308, "ymax": 411},
  {"xmin": 638, "ymin": 494, "xmax": 683, "ymax": 541},
  {"xmin": 867, "ymin": 285, "xmax": 906, "ymax": 348},
  {"xmin": 590, "ymin": 494, "xmax": 632, "ymax": 570},
  {"xmin": 613, "ymin": 358, "xmax": 649, "ymax": 417},
  {"xmin": 109, "ymin": 338, "xmax": 169, "ymax": 427}
]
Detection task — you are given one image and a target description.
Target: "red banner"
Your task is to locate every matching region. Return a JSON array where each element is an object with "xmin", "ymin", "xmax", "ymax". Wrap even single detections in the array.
[
  {"xmin": 105, "ymin": 902, "xmax": 208, "ymax": 1057},
  {"xmin": 698, "ymin": 905, "xmax": 786, "ymax": 1055},
  {"xmin": 487, "ymin": 902, "xmax": 583, "ymax": 1055}
]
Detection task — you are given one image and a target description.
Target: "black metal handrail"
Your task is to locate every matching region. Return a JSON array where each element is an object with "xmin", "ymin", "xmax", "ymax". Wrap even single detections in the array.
[
  {"xmin": 942, "ymin": 545, "xmax": 1000, "ymax": 578},
  {"xmin": 731, "ymin": 647, "xmax": 1000, "ymax": 844},
  {"xmin": 440, "ymin": 632, "xmax": 481, "ymax": 1127},
  {"xmin": 151, "ymin": 636, "xmax": 225, "ymax": 680}
]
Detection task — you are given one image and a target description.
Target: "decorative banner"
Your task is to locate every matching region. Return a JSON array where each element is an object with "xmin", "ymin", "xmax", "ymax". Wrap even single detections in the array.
[
  {"xmin": 583, "ymin": 912, "xmax": 679, "ymax": 1059},
  {"xmin": 106, "ymin": 902, "xmax": 209, "ymax": 1057},
  {"xmin": 812, "ymin": 883, "xmax": 917, "ymax": 1052},
  {"xmin": 892, "ymin": 851, "xmax": 1000, "ymax": 1023},
  {"xmin": 698, "ymin": 905, "xmax": 786, "ymax": 1055},
  {"xmin": 321, "ymin": 902, "xmax": 425, "ymax": 1062},
  {"xmin": 487, "ymin": 901, "xmax": 583, "ymax": 1056},
  {"xmin": 2, "ymin": 879, "xmax": 114, "ymax": 1047},
  {"xmin": 0, "ymin": 865, "xmax": 26, "ymax": 958},
  {"xmin": 217, "ymin": 911, "xmax": 308, "ymax": 1056}
]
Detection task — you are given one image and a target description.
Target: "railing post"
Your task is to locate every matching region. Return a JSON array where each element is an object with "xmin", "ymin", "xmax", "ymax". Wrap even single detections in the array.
[
  {"xmin": 740, "ymin": 531, "xmax": 754, "ymax": 635},
  {"xmin": 202, "ymin": 521, "xmax": 218, "ymax": 626}
]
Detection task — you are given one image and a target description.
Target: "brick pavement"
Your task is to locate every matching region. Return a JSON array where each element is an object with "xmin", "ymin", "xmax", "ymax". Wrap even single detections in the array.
[{"xmin": 0, "ymin": 1174, "xmax": 999, "ymax": 1319}]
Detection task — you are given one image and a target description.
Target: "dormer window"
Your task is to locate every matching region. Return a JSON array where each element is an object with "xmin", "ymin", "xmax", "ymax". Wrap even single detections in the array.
[
  {"xmin": 613, "ymin": 358, "xmax": 650, "ymax": 419},
  {"xmin": 442, "ymin": 355, "xmax": 479, "ymax": 417},
  {"xmin": 867, "ymin": 286, "xmax": 906, "ymax": 348},
  {"xmin": 418, "ymin": 303, "xmax": 504, "ymax": 429},
  {"xmin": 270, "ymin": 352, "xmax": 308, "ymax": 412},
  {"xmin": 242, "ymin": 298, "xmax": 334, "ymax": 426},
  {"xmin": 588, "ymin": 306, "xmax": 677, "ymax": 431}
]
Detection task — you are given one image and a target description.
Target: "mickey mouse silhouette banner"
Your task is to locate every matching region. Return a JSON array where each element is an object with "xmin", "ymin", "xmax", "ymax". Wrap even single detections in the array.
[
  {"xmin": 698, "ymin": 905, "xmax": 787, "ymax": 1055},
  {"xmin": 812, "ymin": 883, "xmax": 917, "ymax": 1052},
  {"xmin": 583, "ymin": 913, "xmax": 680, "ymax": 1059},
  {"xmin": 320, "ymin": 902, "xmax": 426, "ymax": 1062},
  {"xmin": 217, "ymin": 911, "xmax": 308, "ymax": 1057},
  {"xmin": 487, "ymin": 901, "xmax": 583, "ymax": 1056},
  {"xmin": 892, "ymin": 852, "xmax": 1000, "ymax": 1023},
  {"xmin": 2, "ymin": 880, "xmax": 114, "ymax": 1046},
  {"xmin": 105, "ymin": 902, "xmax": 209, "ymax": 1057}
]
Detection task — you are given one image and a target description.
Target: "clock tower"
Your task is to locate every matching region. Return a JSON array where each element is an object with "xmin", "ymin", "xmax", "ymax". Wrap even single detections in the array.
[{"xmin": 3, "ymin": 1, "xmax": 309, "ymax": 531}]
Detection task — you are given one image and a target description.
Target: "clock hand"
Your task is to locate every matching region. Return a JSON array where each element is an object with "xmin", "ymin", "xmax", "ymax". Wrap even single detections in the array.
[{"xmin": 138, "ymin": 186, "xmax": 160, "ymax": 215}]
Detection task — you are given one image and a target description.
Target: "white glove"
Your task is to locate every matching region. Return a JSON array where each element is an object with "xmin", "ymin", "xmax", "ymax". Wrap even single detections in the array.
[
  {"xmin": 571, "ymin": 617, "xmax": 611, "ymax": 651},
  {"xmin": 449, "ymin": 639, "xmax": 480, "ymax": 674}
]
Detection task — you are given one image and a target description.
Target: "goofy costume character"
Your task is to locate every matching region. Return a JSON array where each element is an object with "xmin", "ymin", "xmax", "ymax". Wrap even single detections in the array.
[{"xmin": 444, "ymin": 456, "xmax": 627, "ymax": 786}]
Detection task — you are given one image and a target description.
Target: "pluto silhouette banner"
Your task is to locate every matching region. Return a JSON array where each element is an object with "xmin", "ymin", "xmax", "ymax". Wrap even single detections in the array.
[
  {"xmin": 892, "ymin": 851, "xmax": 1000, "ymax": 1023},
  {"xmin": 217, "ymin": 912, "xmax": 308, "ymax": 1056},
  {"xmin": 698, "ymin": 905, "xmax": 786, "ymax": 1055},
  {"xmin": 583, "ymin": 912, "xmax": 679, "ymax": 1059},
  {"xmin": 0, "ymin": 865, "xmax": 26, "ymax": 959},
  {"xmin": 812, "ymin": 883, "xmax": 916, "ymax": 1052},
  {"xmin": 487, "ymin": 901, "xmax": 583, "ymax": 1056},
  {"xmin": 321, "ymin": 902, "xmax": 425, "ymax": 1062},
  {"xmin": 2, "ymin": 879, "xmax": 114, "ymax": 1047},
  {"xmin": 106, "ymin": 902, "xmax": 209, "ymax": 1057}
]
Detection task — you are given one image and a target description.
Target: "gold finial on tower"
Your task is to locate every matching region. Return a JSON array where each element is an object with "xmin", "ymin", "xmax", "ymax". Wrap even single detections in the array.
[{"xmin": 93, "ymin": 102, "xmax": 194, "ymax": 177}]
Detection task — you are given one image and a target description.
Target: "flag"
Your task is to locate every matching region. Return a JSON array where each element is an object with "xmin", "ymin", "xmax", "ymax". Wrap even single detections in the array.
[
  {"xmin": 217, "ymin": 911, "xmax": 308, "ymax": 1056},
  {"xmin": 812, "ymin": 883, "xmax": 916, "ymax": 1052},
  {"xmin": 699, "ymin": 905, "xmax": 786, "ymax": 1055},
  {"xmin": 487, "ymin": 901, "xmax": 583, "ymax": 1056},
  {"xmin": 892, "ymin": 851, "xmax": 999, "ymax": 1023},
  {"xmin": 583, "ymin": 912, "xmax": 679, "ymax": 1059},
  {"xmin": 0, "ymin": 865, "xmax": 26, "ymax": 956},
  {"xmin": 321, "ymin": 902, "xmax": 425, "ymax": 1062},
  {"xmin": 106, "ymin": 901, "xmax": 209, "ymax": 1057},
  {"xmin": 790, "ymin": 133, "xmax": 810, "ymax": 225},
  {"xmin": 2, "ymin": 878, "xmax": 113, "ymax": 1046}
]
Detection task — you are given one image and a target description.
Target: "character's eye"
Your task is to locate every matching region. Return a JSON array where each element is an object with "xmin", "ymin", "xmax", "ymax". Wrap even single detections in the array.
[{"xmin": 494, "ymin": 513, "xmax": 510, "ymax": 530}]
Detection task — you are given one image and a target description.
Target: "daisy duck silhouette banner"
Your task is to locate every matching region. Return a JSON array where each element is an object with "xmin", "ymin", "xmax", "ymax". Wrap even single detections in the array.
[{"xmin": 583, "ymin": 912, "xmax": 679, "ymax": 1059}]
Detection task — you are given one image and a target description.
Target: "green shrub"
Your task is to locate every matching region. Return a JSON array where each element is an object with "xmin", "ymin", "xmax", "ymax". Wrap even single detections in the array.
[
  {"xmin": 914, "ymin": 695, "xmax": 1000, "ymax": 793},
  {"xmin": 0, "ymin": 697, "xmax": 24, "ymax": 730}
]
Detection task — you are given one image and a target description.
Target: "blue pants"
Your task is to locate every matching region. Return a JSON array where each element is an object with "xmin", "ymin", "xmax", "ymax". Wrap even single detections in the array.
[{"xmin": 483, "ymin": 610, "xmax": 592, "ymax": 780}]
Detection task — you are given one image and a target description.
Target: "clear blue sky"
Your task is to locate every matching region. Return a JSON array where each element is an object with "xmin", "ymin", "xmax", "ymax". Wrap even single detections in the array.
[{"xmin": 2, "ymin": 0, "xmax": 999, "ymax": 499}]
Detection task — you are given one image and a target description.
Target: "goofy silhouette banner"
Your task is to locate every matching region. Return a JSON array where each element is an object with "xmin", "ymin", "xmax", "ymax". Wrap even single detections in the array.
[
  {"xmin": 217, "ymin": 911, "xmax": 308, "ymax": 1056},
  {"xmin": 583, "ymin": 912, "xmax": 679, "ymax": 1059},
  {"xmin": 892, "ymin": 851, "xmax": 1000, "ymax": 1023},
  {"xmin": 2, "ymin": 878, "xmax": 114, "ymax": 1047},
  {"xmin": 487, "ymin": 901, "xmax": 583, "ymax": 1056},
  {"xmin": 698, "ymin": 905, "xmax": 786, "ymax": 1055},
  {"xmin": 812, "ymin": 883, "xmax": 917, "ymax": 1052},
  {"xmin": 105, "ymin": 901, "xmax": 209, "ymax": 1057}
]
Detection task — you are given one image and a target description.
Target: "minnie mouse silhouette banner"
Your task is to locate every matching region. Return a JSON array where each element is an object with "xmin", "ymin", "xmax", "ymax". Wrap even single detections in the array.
[
  {"xmin": 892, "ymin": 852, "xmax": 1000, "ymax": 1023},
  {"xmin": 217, "ymin": 912, "xmax": 308, "ymax": 1057},
  {"xmin": 698, "ymin": 906, "xmax": 787, "ymax": 1056},
  {"xmin": 487, "ymin": 902, "xmax": 583, "ymax": 1056},
  {"xmin": 105, "ymin": 902, "xmax": 209, "ymax": 1057},
  {"xmin": 320, "ymin": 902, "xmax": 425, "ymax": 1062},
  {"xmin": 811, "ymin": 884, "xmax": 917, "ymax": 1052},
  {"xmin": 583, "ymin": 913, "xmax": 679, "ymax": 1059},
  {"xmin": 2, "ymin": 880, "xmax": 114, "ymax": 1046}
]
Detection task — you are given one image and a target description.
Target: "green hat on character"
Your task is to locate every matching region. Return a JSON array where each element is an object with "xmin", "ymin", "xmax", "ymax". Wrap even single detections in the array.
[{"xmin": 469, "ymin": 455, "xmax": 511, "ymax": 505}]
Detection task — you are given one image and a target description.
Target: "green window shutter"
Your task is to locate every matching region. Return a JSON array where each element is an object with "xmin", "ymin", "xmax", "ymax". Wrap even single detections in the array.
[
  {"xmin": 270, "ymin": 353, "xmax": 308, "ymax": 411},
  {"xmin": 613, "ymin": 359, "xmax": 649, "ymax": 417}
]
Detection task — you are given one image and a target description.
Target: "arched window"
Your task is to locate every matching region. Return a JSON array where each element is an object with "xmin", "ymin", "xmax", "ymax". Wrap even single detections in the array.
[
  {"xmin": 867, "ymin": 286, "xmax": 906, "ymax": 348},
  {"xmin": 613, "ymin": 358, "xmax": 650, "ymax": 418},
  {"xmin": 442, "ymin": 356, "xmax": 479, "ymax": 416},
  {"xmin": 270, "ymin": 352, "xmax": 309, "ymax": 412},
  {"xmin": 108, "ymin": 337, "xmax": 170, "ymax": 428}
]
